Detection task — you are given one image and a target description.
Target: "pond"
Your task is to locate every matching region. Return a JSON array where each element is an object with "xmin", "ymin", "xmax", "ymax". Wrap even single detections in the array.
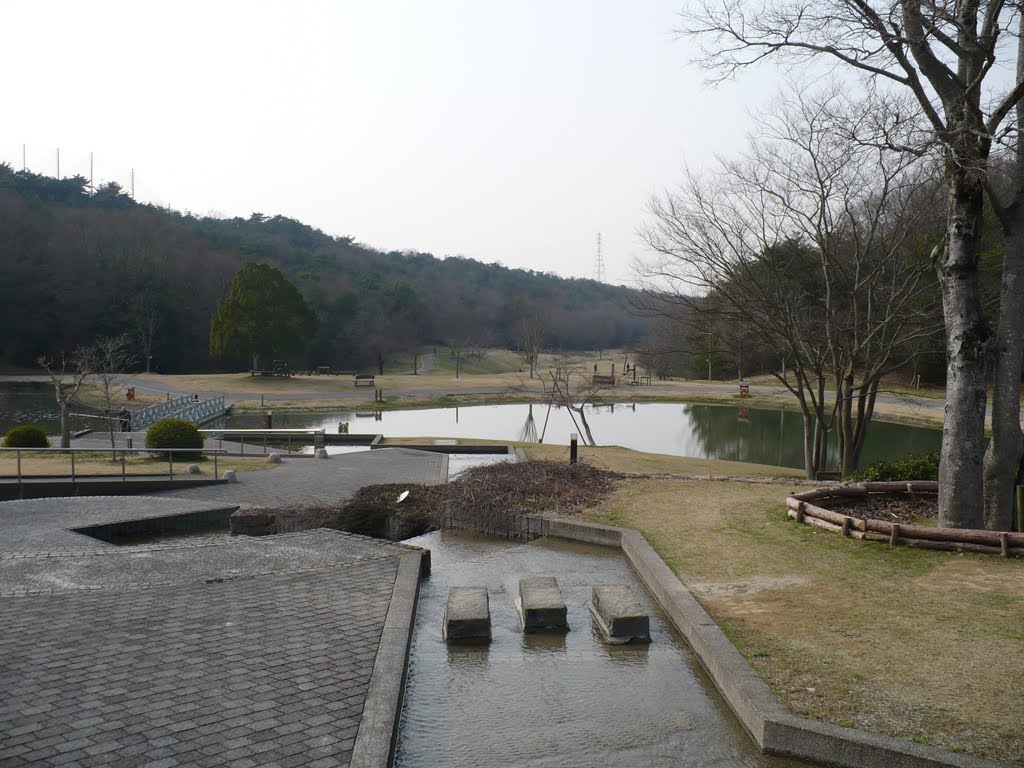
[
  {"xmin": 394, "ymin": 530, "xmax": 809, "ymax": 767},
  {"xmin": 0, "ymin": 382, "xmax": 101, "ymax": 435},
  {"xmin": 225, "ymin": 402, "xmax": 941, "ymax": 471}
]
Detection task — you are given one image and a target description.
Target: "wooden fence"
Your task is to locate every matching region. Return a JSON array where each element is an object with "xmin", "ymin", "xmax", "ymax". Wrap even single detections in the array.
[{"xmin": 786, "ymin": 481, "xmax": 1024, "ymax": 558}]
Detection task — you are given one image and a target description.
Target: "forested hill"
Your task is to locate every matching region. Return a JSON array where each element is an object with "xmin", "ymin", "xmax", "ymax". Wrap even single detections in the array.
[{"xmin": 0, "ymin": 166, "xmax": 650, "ymax": 372}]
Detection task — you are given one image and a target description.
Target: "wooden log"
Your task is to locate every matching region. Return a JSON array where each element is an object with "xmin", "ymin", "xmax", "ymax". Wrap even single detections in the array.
[
  {"xmin": 793, "ymin": 486, "xmax": 868, "ymax": 502},
  {"xmin": 863, "ymin": 532, "xmax": 1023, "ymax": 557},
  {"xmin": 863, "ymin": 480, "xmax": 938, "ymax": 493},
  {"xmin": 889, "ymin": 523, "xmax": 1024, "ymax": 547},
  {"xmin": 803, "ymin": 515, "xmax": 843, "ymax": 534}
]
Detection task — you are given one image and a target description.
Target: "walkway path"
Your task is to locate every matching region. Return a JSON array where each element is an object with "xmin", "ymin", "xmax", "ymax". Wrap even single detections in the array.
[{"xmin": 0, "ymin": 447, "xmax": 445, "ymax": 767}]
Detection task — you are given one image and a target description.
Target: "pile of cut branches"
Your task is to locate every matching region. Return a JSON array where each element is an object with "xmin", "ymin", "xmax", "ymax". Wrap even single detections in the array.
[{"xmin": 256, "ymin": 460, "xmax": 620, "ymax": 539}]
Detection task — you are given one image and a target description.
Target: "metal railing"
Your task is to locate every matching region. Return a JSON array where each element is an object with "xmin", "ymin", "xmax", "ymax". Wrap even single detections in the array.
[
  {"xmin": 132, "ymin": 395, "xmax": 227, "ymax": 431},
  {"xmin": 0, "ymin": 447, "xmax": 226, "ymax": 491},
  {"xmin": 199, "ymin": 428, "xmax": 325, "ymax": 455}
]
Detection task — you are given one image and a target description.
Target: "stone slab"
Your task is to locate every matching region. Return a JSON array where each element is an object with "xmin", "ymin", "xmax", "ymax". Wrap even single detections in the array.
[
  {"xmin": 518, "ymin": 576, "xmax": 568, "ymax": 632},
  {"xmin": 591, "ymin": 584, "xmax": 651, "ymax": 643},
  {"xmin": 443, "ymin": 586, "xmax": 491, "ymax": 643}
]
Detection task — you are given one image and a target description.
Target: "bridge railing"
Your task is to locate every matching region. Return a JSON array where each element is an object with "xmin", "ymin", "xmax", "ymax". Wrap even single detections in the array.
[{"xmin": 132, "ymin": 395, "xmax": 226, "ymax": 431}]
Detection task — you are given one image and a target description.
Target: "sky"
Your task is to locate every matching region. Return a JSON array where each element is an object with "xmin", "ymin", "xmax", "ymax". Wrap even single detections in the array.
[{"xmin": 2, "ymin": 1, "xmax": 782, "ymax": 285}]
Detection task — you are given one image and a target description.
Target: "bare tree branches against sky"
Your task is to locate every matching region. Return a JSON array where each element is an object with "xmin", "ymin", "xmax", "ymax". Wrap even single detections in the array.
[{"xmin": 1, "ymin": 0, "xmax": 783, "ymax": 283}]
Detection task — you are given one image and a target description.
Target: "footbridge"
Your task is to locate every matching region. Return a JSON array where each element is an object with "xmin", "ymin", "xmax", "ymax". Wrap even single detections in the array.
[{"xmin": 131, "ymin": 394, "xmax": 228, "ymax": 431}]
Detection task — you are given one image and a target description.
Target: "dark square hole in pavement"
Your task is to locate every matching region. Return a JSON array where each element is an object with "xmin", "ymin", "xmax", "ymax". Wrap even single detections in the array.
[{"xmin": 72, "ymin": 507, "xmax": 237, "ymax": 546}]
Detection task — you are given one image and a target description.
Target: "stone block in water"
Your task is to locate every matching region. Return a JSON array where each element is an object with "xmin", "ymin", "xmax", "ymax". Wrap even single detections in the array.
[
  {"xmin": 518, "ymin": 576, "xmax": 568, "ymax": 632},
  {"xmin": 590, "ymin": 585, "xmax": 651, "ymax": 644},
  {"xmin": 444, "ymin": 587, "xmax": 491, "ymax": 644}
]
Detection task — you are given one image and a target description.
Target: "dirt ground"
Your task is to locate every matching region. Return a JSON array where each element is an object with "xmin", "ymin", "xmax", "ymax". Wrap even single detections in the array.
[{"xmin": 585, "ymin": 475, "xmax": 1024, "ymax": 764}]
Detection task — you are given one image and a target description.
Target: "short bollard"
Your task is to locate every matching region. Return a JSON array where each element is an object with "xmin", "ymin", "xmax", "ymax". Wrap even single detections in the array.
[
  {"xmin": 444, "ymin": 587, "xmax": 491, "ymax": 644},
  {"xmin": 570, "ymin": 432, "xmax": 578, "ymax": 465},
  {"xmin": 517, "ymin": 576, "xmax": 568, "ymax": 632}
]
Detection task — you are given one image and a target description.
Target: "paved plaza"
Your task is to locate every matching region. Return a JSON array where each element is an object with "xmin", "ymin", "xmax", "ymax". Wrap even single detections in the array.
[{"xmin": 0, "ymin": 449, "xmax": 443, "ymax": 767}]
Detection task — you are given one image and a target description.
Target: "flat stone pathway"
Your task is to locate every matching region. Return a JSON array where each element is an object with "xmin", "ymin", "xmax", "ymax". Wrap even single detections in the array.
[
  {"xmin": 0, "ymin": 451, "xmax": 433, "ymax": 766},
  {"xmin": 150, "ymin": 447, "xmax": 448, "ymax": 507}
]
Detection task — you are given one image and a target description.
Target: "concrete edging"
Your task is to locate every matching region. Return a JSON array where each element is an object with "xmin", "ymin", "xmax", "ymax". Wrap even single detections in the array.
[
  {"xmin": 529, "ymin": 516, "xmax": 1006, "ymax": 768},
  {"xmin": 349, "ymin": 550, "xmax": 422, "ymax": 768}
]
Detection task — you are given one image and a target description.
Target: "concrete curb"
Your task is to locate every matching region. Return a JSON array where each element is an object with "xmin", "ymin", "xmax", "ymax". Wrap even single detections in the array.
[
  {"xmin": 350, "ymin": 550, "xmax": 422, "ymax": 768},
  {"xmin": 529, "ymin": 516, "xmax": 1007, "ymax": 768}
]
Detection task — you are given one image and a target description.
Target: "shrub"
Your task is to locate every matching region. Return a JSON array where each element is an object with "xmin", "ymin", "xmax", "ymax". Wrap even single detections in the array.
[
  {"xmin": 2, "ymin": 424, "xmax": 50, "ymax": 448},
  {"xmin": 145, "ymin": 418, "xmax": 203, "ymax": 459},
  {"xmin": 850, "ymin": 452, "xmax": 939, "ymax": 482}
]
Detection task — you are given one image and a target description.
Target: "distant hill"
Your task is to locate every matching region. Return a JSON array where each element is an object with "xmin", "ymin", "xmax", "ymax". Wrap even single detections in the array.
[{"xmin": 0, "ymin": 165, "xmax": 650, "ymax": 372}]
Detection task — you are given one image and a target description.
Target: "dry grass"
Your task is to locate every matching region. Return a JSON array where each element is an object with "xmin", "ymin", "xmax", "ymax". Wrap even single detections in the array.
[
  {"xmin": 586, "ymin": 477, "xmax": 1024, "ymax": 763},
  {"xmin": 0, "ymin": 452, "xmax": 276, "ymax": 478}
]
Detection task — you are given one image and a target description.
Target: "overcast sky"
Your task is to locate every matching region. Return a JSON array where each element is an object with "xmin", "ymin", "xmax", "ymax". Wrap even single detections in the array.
[{"xmin": 2, "ymin": 1, "xmax": 781, "ymax": 284}]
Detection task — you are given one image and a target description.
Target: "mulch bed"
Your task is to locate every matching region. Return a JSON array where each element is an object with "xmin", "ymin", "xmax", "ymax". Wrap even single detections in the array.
[
  {"xmin": 258, "ymin": 460, "xmax": 621, "ymax": 537},
  {"xmin": 828, "ymin": 493, "xmax": 938, "ymax": 526}
]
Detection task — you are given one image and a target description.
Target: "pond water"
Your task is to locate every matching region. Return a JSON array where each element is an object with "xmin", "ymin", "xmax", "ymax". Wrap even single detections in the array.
[
  {"xmin": 225, "ymin": 402, "xmax": 941, "ymax": 471},
  {"xmin": 394, "ymin": 531, "xmax": 809, "ymax": 767},
  {"xmin": 0, "ymin": 382, "xmax": 105, "ymax": 435}
]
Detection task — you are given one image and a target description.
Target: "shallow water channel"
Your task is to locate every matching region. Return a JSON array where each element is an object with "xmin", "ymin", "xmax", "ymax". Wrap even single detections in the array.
[{"xmin": 395, "ymin": 531, "xmax": 809, "ymax": 767}]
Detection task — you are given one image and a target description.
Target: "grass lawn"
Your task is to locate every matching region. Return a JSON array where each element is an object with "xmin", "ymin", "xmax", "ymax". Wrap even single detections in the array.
[{"xmin": 552, "ymin": 448, "xmax": 1023, "ymax": 764}]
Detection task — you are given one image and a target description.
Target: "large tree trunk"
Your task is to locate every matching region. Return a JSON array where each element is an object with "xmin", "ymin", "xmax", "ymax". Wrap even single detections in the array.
[
  {"xmin": 983, "ymin": 228, "xmax": 1024, "ymax": 530},
  {"xmin": 938, "ymin": 167, "xmax": 989, "ymax": 529},
  {"xmin": 59, "ymin": 398, "xmax": 71, "ymax": 449}
]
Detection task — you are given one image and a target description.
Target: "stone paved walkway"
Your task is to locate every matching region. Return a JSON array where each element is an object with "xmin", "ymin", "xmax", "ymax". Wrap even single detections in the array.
[
  {"xmin": 0, "ymin": 452, "xmax": 432, "ymax": 766},
  {"xmin": 150, "ymin": 447, "xmax": 448, "ymax": 507}
]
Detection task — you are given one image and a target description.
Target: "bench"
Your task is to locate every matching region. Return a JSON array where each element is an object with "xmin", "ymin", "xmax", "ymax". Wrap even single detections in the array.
[
  {"xmin": 354, "ymin": 374, "xmax": 376, "ymax": 387},
  {"xmin": 592, "ymin": 374, "xmax": 615, "ymax": 386}
]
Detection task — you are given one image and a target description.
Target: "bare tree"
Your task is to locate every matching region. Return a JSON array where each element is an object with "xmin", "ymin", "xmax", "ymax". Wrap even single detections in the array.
[
  {"xmin": 637, "ymin": 86, "xmax": 942, "ymax": 479},
  {"xmin": 982, "ymin": 33, "xmax": 1024, "ymax": 530},
  {"xmin": 37, "ymin": 349, "xmax": 91, "ymax": 449},
  {"xmin": 80, "ymin": 334, "xmax": 138, "ymax": 451},
  {"xmin": 681, "ymin": 0, "xmax": 1024, "ymax": 527},
  {"xmin": 517, "ymin": 311, "xmax": 546, "ymax": 379},
  {"xmin": 545, "ymin": 360, "xmax": 608, "ymax": 447}
]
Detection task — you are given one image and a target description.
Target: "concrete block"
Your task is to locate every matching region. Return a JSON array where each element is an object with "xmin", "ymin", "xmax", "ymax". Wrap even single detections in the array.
[
  {"xmin": 443, "ymin": 587, "xmax": 490, "ymax": 644},
  {"xmin": 590, "ymin": 585, "xmax": 650, "ymax": 644},
  {"xmin": 517, "ymin": 576, "xmax": 568, "ymax": 632}
]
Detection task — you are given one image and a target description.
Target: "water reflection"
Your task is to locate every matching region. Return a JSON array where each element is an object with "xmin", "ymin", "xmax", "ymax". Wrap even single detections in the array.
[{"xmin": 226, "ymin": 402, "xmax": 941, "ymax": 470}]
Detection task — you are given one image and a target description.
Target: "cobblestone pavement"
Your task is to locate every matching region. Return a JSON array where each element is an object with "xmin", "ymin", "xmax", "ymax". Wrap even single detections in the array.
[
  {"xmin": 0, "ymin": 468, "xmax": 428, "ymax": 765},
  {"xmin": 150, "ymin": 448, "xmax": 448, "ymax": 508},
  {"xmin": 0, "ymin": 557, "xmax": 398, "ymax": 767}
]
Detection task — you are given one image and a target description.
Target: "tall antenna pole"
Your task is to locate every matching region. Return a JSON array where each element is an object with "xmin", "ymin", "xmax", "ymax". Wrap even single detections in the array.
[
  {"xmin": 593, "ymin": 232, "xmax": 606, "ymax": 283},
  {"xmin": 131, "ymin": 168, "xmax": 135, "ymax": 199},
  {"xmin": 56, "ymin": 148, "xmax": 60, "ymax": 179},
  {"xmin": 90, "ymin": 152, "xmax": 94, "ymax": 193},
  {"xmin": 22, "ymin": 144, "xmax": 25, "ymax": 171}
]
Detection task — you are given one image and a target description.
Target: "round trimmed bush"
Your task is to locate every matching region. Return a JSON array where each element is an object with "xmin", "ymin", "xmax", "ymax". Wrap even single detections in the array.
[
  {"xmin": 145, "ymin": 418, "xmax": 203, "ymax": 459},
  {"xmin": 3, "ymin": 424, "xmax": 51, "ymax": 448}
]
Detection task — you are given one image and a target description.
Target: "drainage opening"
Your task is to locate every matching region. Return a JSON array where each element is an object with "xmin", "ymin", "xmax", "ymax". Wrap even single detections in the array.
[{"xmin": 72, "ymin": 507, "xmax": 238, "ymax": 546}]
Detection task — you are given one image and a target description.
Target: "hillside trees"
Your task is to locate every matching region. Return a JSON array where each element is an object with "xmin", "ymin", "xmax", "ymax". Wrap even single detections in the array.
[
  {"xmin": 209, "ymin": 263, "xmax": 318, "ymax": 370},
  {"xmin": 682, "ymin": 0, "xmax": 1024, "ymax": 529},
  {"xmin": 637, "ymin": 87, "xmax": 942, "ymax": 479}
]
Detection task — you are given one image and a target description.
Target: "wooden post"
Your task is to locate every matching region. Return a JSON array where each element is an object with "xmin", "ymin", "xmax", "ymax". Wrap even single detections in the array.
[
  {"xmin": 214, "ymin": 454, "xmax": 218, "ymax": 480},
  {"xmin": 266, "ymin": 411, "xmax": 273, "ymax": 429},
  {"xmin": 570, "ymin": 433, "xmax": 578, "ymax": 465},
  {"xmin": 890, "ymin": 523, "xmax": 900, "ymax": 547},
  {"xmin": 796, "ymin": 501, "xmax": 805, "ymax": 524},
  {"xmin": 841, "ymin": 516, "xmax": 851, "ymax": 537},
  {"xmin": 999, "ymin": 532, "xmax": 1010, "ymax": 558}
]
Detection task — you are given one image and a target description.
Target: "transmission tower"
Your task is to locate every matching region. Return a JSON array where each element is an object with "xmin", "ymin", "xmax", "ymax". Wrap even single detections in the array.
[{"xmin": 593, "ymin": 232, "xmax": 606, "ymax": 283}]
